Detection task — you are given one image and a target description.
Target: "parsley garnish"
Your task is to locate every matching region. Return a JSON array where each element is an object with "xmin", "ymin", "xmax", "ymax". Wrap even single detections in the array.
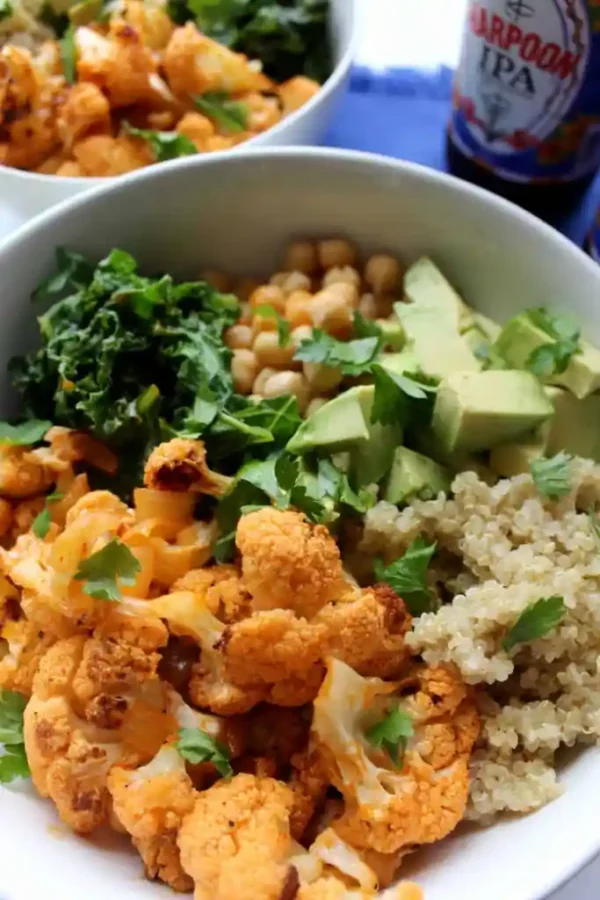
[
  {"xmin": 60, "ymin": 23, "xmax": 77, "ymax": 84},
  {"xmin": 365, "ymin": 706, "xmax": 414, "ymax": 767},
  {"xmin": 525, "ymin": 308, "xmax": 581, "ymax": 377},
  {"xmin": 293, "ymin": 330, "xmax": 381, "ymax": 376},
  {"xmin": 73, "ymin": 539, "xmax": 141, "ymax": 601},
  {"xmin": 370, "ymin": 364, "xmax": 431, "ymax": 427},
  {"xmin": 124, "ymin": 123, "xmax": 197, "ymax": 162},
  {"xmin": 177, "ymin": 728, "xmax": 232, "ymax": 778},
  {"xmin": 353, "ymin": 312, "xmax": 382, "ymax": 340},
  {"xmin": 502, "ymin": 596, "xmax": 566, "ymax": 652},
  {"xmin": 194, "ymin": 91, "xmax": 248, "ymax": 133},
  {"xmin": 530, "ymin": 452, "xmax": 572, "ymax": 499},
  {"xmin": 0, "ymin": 690, "xmax": 30, "ymax": 784},
  {"xmin": 374, "ymin": 537, "xmax": 437, "ymax": 616},
  {"xmin": 274, "ymin": 455, "xmax": 330, "ymax": 523},
  {"xmin": 254, "ymin": 304, "xmax": 291, "ymax": 348},
  {"xmin": 0, "ymin": 420, "xmax": 51, "ymax": 447},
  {"xmin": 32, "ymin": 491, "xmax": 64, "ymax": 539},
  {"xmin": 0, "ymin": 0, "xmax": 13, "ymax": 21}
]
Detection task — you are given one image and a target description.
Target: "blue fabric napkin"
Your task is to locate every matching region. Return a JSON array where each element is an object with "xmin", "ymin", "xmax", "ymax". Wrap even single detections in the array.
[{"xmin": 323, "ymin": 66, "xmax": 600, "ymax": 249}]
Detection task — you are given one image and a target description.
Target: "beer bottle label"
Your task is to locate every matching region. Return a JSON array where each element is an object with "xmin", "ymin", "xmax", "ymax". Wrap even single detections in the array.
[{"xmin": 449, "ymin": 0, "xmax": 600, "ymax": 183}]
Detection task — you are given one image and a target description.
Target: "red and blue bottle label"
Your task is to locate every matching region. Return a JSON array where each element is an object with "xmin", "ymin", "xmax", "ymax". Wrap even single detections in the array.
[{"xmin": 449, "ymin": 0, "xmax": 600, "ymax": 183}]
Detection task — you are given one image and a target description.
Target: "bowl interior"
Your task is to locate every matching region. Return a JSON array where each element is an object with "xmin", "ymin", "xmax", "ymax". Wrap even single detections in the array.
[{"xmin": 1, "ymin": 149, "xmax": 600, "ymax": 900}]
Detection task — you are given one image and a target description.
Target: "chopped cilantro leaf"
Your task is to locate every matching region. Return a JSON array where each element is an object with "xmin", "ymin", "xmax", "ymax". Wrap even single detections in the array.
[
  {"xmin": 374, "ymin": 537, "xmax": 437, "ymax": 616},
  {"xmin": 0, "ymin": 420, "xmax": 51, "ymax": 447},
  {"xmin": 502, "ymin": 596, "xmax": 566, "ymax": 652},
  {"xmin": 293, "ymin": 329, "xmax": 381, "ymax": 376},
  {"xmin": 32, "ymin": 492, "xmax": 65, "ymax": 540},
  {"xmin": 194, "ymin": 91, "xmax": 248, "ymax": 133},
  {"xmin": 124, "ymin": 123, "xmax": 198, "ymax": 162},
  {"xmin": 73, "ymin": 539, "xmax": 141, "ymax": 601},
  {"xmin": 365, "ymin": 706, "xmax": 414, "ymax": 767},
  {"xmin": 255, "ymin": 304, "xmax": 290, "ymax": 348},
  {"xmin": 0, "ymin": 0, "xmax": 13, "ymax": 21},
  {"xmin": 353, "ymin": 312, "xmax": 382, "ymax": 340},
  {"xmin": 370, "ymin": 364, "xmax": 430, "ymax": 427},
  {"xmin": 177, "ymin": 727, "xmax": 233, "ymax": 778},
  {"xmin": 530, "ymin": 453, "xmax": 572, "ymax": 499},
  {"xmin": 0, "ymin": 690, "xmax": 30, "ymax": 784},
  {"xmin": 60, "ymin": 23, "xmax": 77, "ymax": 84},
  {"xmin": 526, "ymin": 340, "xmax": 579, "ymax": 377}
]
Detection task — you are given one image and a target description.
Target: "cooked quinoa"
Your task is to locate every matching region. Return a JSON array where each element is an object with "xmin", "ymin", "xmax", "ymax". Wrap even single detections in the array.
[{"xmin": 357, "ymin": 458, "xmax": 600, "ymax": 823}]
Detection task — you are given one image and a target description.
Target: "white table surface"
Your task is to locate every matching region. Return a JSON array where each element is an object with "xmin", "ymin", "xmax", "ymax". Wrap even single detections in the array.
[{"xmin": 0, "ymin": 3, "xmax": 597, "ymax": 896}]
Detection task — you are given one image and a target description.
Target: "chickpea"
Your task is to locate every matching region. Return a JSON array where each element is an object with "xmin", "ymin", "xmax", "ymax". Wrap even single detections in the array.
[
  {"xmin": 253, "ymin": 330, "xmax": 295, "ymax": 368},
  {"xmin": 225, "ymin": 324, "xmax": 253, "ymax": 350},
  {"xmin": 285, "ymin": 290, "xmax": 313, "ymax": 328},
  {"xmin": 303, "ymin": 361, "xmax": 343, "ymax": 393},
  {"xmin": 284, "ymin": 240, "xmax": 319, "ymax": 275},
  {"xmin": 262, "ymin": 370, "xmax": 310, "ymax": 412},
  {"xmin": 231, "ymin": 349, "xmax": 259, "ymax": 395},
  {"xmin": 238, "ymin": 302, "xmax": 252, "ymax": 325},
  {"xmin": 290, "ymin": 324, "xmax": 314, "ymax": 348},
  {"xmin": 317, "ymin": 238, "xmax": 358, "ymax": 270},
  {"xmin": 357, "ymin": 293, "xmax": 378, "ymax": 320},
  {"xmin": 326, "ymin": 281, "xmax": 359, "ymax": 308},
  {"xmin": 234, "ymin": 277, "xmax": 260, "ymax": 303},
  {"xmin": 269, "ymin": 272, "xmax": 289, "ymax": 289},
  {"xmin": 249, "ymin": 284, "xmax": 286, "ymax": 313},
  {"xmin": 252, "ymin": 367, "xmax": 278, "ymax": 395},
  {"xmin": 322, "ymin": 266, "xmax": 361, "ymax": 290},
  {"xmin": 364, "ymin": 254, "xmax": 402, "ymax": 294},
  {"xmin": 310, "ymin": 289, "xmax": 353, "ymax": 336},
  {"xmin": 201, "ymin": 269, "xmax": 231, "ymax": 292},
  {"xmin": 251, "ymin": 311, "xmax": 279, "ymax": 335},
  {"xmin": 281, "ymin": 271, "xmax": 312, "ymax": 295},
  {"xmin": 306, "ymin": 397, "xmax": 328, "ymax": 417}
]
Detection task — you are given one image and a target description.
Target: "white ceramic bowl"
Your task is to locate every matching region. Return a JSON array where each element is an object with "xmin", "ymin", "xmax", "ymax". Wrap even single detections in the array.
[
  {"xmin": 1, "ymin": 148, "xmax": 600, "ymax": 900},
  {"xmin": 0, "ymin": 0, "xmax": 355, "ymax": 226}
]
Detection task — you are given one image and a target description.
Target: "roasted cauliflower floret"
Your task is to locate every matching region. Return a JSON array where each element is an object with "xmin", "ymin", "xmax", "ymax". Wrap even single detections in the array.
[
  {"xmin": 0, "ymin": 444, "xmax": 53, "ymax": 498},
  {"xmin": 23, "ymin": 630, "xmax": 174, "ymax": 833},
  {"xmin": 108, "ymin": 743, "xmax": 196, "ymax": 891},
  {"xmin": 73, "ymin": 133, "xmax": 152, "ymax": 176},
  {"xmin": 55, "ymin": 82, "xmax": 111, "ymax": 149},
  {"xmin": 75, "ymin": 21, "xmax": 159, "ymax": 108},
  {"xmin": 120, "ymin": 0, "xmax": 174, "ymax": 50},
  {"xmin": 236, "ymin": 508, "xmax": 345, "ymax": 618},
  {"xmin": 121, "ymin": 591, "xmax": 266, "ymax": 715},
  {"xmin": 178, "ymin": 773, "xmax": 296, "ymax": 900},
  {"xmin": 171, "ymin": 565, "xmax": 252, "ymax": 623},
  {"xmin": 144, "ymin": 439, "xmax": 232, "ymax": 496},
  {"xmin": 163, "ymin": 23, "xmax": 270, "ymax": 99},
  {"xmin": 0, "ymin": 617, "xmax": 55, "ymax": 695},
  {"xmin": 312, "ymin": 658, "xmax": 480, "ymax": 855},
  {"xmin": 0, "ymin": 45, "xmax": 59, "ymax": 170},
  {"xmin": 316, "ymin": 584, "xmax": 412, "ymax": 679}
]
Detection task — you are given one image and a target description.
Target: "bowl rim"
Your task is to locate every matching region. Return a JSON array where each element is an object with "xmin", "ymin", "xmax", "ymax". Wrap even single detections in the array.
[
  {"xmin": 2, "ymin": 145, "xmax": 600, "ymax": 900},
  {"xmin": 0, "ymin": 0, "xmax": 358, "ymax": 188}
]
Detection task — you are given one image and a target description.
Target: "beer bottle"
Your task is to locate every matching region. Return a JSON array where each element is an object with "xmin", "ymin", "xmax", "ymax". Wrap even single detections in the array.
[{"xmin": 446, "ymin": 1, "xmax": 600, "ymax": 222}]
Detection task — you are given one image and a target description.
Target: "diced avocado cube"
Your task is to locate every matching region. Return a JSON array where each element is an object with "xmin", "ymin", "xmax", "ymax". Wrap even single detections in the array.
[
  {"xmin": 404, "ymin": 257, "xmax": 474, "ymax": 332},
  {"xmin": 546, "ymin": 387, "xmax": 600, "ymax": 461},
  {"xmin": 394, "ymin": 302, "xmax": 480, "ymax": 380},
  {"xmin": 495, "ymin": 313, "xmax": 600, "ymax": 399},
  {"xmin": 473, "ymin": 311, "xmax": 502, "ymax": 342},
  {"xmin": 376, "ymin": 318, "xmax": 405, "ymax": 351},
  {"xmin": 432, "ymin": 370, "xmax": 553, "ymax": 454},
  {"xmin": 463, "ymin": 326, "xmax": 507, "ymax": 370},
  {"xmin": 489, "ymin": 422, "xmax": 551, "ymax": 477},
  {"xmin": 379, "ymin": 350, "xmax": 421, "ymax": 377},
  {"xmin": 384, "ymin": 446, "xmax": 451, "ymax": 505},
  {"xmin": 349, "ymin": 387, "xmax": 403, "ymax": 487},
  {"xmin": 287, "ymin": 386, "xmax": 372, "ymax": 454}
]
